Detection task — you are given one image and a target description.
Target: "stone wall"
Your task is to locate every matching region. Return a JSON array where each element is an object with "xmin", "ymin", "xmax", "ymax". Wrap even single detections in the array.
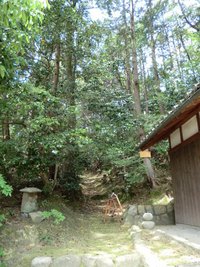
[
  {"xmin": 31, "ymin": 253, "xmax": 144, "ymax": 267},
  {"xmin": 124, "ymin": 201, "xmax": 175, "ymax": 226}
]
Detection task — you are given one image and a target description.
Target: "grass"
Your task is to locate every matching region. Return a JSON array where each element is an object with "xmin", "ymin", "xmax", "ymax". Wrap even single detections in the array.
[{"xmin": 0, "ymin": 196, "xmax": 133, "ymax": 267}]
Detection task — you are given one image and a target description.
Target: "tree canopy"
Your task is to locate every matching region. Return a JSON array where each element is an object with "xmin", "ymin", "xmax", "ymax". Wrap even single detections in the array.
[{"xmin": 0, "ymin": 0, "xmax": 199, "ymax": 197}]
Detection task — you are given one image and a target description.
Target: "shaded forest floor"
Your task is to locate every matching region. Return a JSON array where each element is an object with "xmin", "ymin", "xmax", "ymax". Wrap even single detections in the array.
[{"xmin": 0, "ymin": 173, "xmax": 200, "ymax": 267}]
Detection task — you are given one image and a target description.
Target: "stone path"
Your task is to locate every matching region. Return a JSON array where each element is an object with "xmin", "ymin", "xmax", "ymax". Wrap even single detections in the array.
[{"xmin": 156, "ymin": 224, "xmax": 200, "ymax": 251}]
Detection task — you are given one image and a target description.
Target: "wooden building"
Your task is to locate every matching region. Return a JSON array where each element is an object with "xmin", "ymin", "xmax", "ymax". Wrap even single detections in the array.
[{"xmin": 139, "ymin": 83, "xmax": 200, "ymax": 227}]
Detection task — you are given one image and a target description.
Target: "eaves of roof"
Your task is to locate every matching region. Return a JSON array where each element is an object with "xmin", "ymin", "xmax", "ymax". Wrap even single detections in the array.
[{"xmin": 139, "ymin": 83, "xmax": 200, "ymax": 150}]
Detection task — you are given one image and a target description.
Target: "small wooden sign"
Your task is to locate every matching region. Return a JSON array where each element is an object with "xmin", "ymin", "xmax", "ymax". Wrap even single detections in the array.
[{"xmin": 139, "ymin": 149, "xmax": 151, "ymax": 158}]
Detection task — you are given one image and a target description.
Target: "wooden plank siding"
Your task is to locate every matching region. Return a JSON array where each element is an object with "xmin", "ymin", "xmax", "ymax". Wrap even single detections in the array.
[{"xmin": 170, "ymin": 137, "xmax": 200, "ymax": 227}]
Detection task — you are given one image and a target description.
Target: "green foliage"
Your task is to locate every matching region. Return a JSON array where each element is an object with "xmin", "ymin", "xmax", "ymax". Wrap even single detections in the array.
[
  {"xmin": 0, "ymin": 175, "xmax": 12, "ymax": 267},
  {"xmin": 42, "ymin": 209, "xmax": 65, "ymax": 224},
  {"xmin": 0, "ymin": 215, "xmax": 6, "ymax": 228},
  {"xmin": 0, "ymin": 247, "xmax": 4, "ymax": 258},
  {"xmin": 0, "ymin": 175, "xmax": 12, "ymax": 197},
  {"xmin": 0, "ymin": 174, "xmax": 12, "ymax": 229},
  {"xmin": 0, "ymin": 0, "xmax": 48, "ymax": 78},
  {"xmin": 39, "ymin": 234, "xmax": 52, "ymax": 245},
  {"xmin": 0, "ymin": 0, "xmax": 198, "ymax": 198}
]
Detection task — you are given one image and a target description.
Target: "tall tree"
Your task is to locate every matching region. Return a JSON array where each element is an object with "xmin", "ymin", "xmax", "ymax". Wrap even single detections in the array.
[
  {"xmin": 146, "ymin": 0, "xmax": 165, "ymax": 114},
  {"xmin": 130, "ymin": 0, "xmax": 156, "ymax": 187}
]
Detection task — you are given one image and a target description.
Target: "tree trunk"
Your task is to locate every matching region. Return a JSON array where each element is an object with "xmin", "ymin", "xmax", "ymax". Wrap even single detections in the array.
[
  {"xmin": 179, "ymin": 32, "xmax": 197, "ymax": 82},
  {"xmin": 148, "ymin": 0, "xmax": 165, "ymax": 115},
  {"xmin": 140, "ymin": 49, "xmax": 149, "ymax": 114},
  {"xmin": 52, "ymin": 42, "xmax": 61, "ymax": 94},
  {"xmin": 130, "ymin": 1, "xmax": 142, "ymax": 117},
  {"xmin": 2, "ymin": 118, "xmax": 10, "ymax": 141},
  {"xmin": 61, "ymin": 1, "xmax": 81, "ymax": 199},
  {"xmin": 171, "ymin": 33, "xmax": 184, "ymax": 81},
  {"xmin": 122, "ymin": 0, "xmax": 132, "ymax": 94},
  {"xmin": 130, "ymin": 0, "xmax": 156, "ymax": 188}
]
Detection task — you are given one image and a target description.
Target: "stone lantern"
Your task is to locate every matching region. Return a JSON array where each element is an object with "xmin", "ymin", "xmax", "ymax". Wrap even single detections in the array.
[{"xmin": 20, "ymin": 187, "xmax": 42, "ymax": 214}]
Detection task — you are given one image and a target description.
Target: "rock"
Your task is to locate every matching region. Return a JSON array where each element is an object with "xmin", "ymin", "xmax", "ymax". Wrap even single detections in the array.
[
  {"xmin": 95, "ymin": 255, "xmax": 114, "ymax": 267},
  {"xmin": 153, "ymin": 205, "xmax": 166, "ymax": 215},
  {"xmin": 29, "ymin": 211, "xmax": 45, "ymax": 224},
  {"xmin": 81, "ymin": 255, "xmax": 97, "ymax": 267},
  {"xmin": 138, "ymin": 205, "xmax": 145, "ymax": 215},
  {"xmin": 153, "ymin": 215, "xmax": 161, "ymax": 225},
  {"xmin": 21, "ymin": 212, "xmax": 29, "ymax": 218},
  {"xmin": 130, "ymin": 227, "xmax": 141, "ymax": 242},
  {"xmin": 142, "ymin": 221, "xmax": 155, "ymax": 230},
  {"xmin": 124, "ymin": 215, "xmax": 135, "ymax": 226},
  {"xmin": 31, "ymin": 257, "xmax": 52, "ymax": 267},
  {"xmin": 143, "ymin": 213, "xmax": 153, "ymax": 221},
  {"xmin": 132, "ymin": 215, "xmax": 142, "ymax": 225},
  {"xmin": 115, "ymin": 254, "xmax": 142, "ymax": 267},
  {"xmin": 145, "ymin": 205, "xmax": 153, "ymax": 214},
  {"xmin": 127, "ymin": 205, "xmax": 138, "ymax": 216},
  {"xmin": 52, "ymin": 255, "xmax": 81, "ymax": 267},
  {"xmin": 123, "ymin": 205, "xmax": 138, "ymax": 226},
  {"xmin": 131, "ymin": 225, "xmax": 141, "ymax": 233},
  {"xmin": 159, "ymin": 214, "xmax": 172, "ymax": 225},
  {"xmin": 177, "ymin": 264, "xmax": 200, "ymax": 267},
  {"xmin": 167, "ymin": 203, "xmax": 174, "ymax": 213}
]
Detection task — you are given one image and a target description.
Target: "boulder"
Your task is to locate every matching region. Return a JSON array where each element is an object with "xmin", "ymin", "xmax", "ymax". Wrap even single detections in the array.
[
  {"xmin": 127, "ymin": 205, "xmax": 138, "ymax": 216},
  {"xmin": 143, "ymin": 213, "xmax": 153, "ymax": 221},
  {"xmin": 145, "ymin": 205, "xmax": 153, "ymax": 214},
  {"xmin": 138, "ymin": 205, "xmax": 145, "ymax": 215},
  {"xmin": 160, "ymin": 214, "xmax": 172, "ymax": 225},
  {"xmin": 167, "ymin": 203, "xmax": 174, "ymax": 213},
  {"xmin": 81, "ymin": 255, "xmax": 97, "ymax": 267},
  {"xmin": 154, "ymin": 205, "xmax": 166, "ymax": 215},
  {"xmin": 95, "ymin": 255, "xmax": 114, "ymax": 267},
  {"xmin": 132, "ymin": 215, "xmax": 142, "ymax": 225},
  {"xmin": 29, "ymin": 211, "xmax": 45, "ymax": 224},
  {"xmin": 142, "ymin": 221, "xmax": 155, "ymax": 230},
  {"xmin": 123, "ymin": 205, "xmax": 138, "ymax": 226},
  {"xmin": 115, "ymin": 254, "xmax": 142, "ymax": 267},
  {"xmin": 177, "ymin": 264, "xmax": 200, "ymax": 267},
  {"xmin": 52, "ymin": 255, "xmax": 81, "ymax": 267},
  {"xmin": 31, "ymin": 257, "xmax": 52, "ymax": 267}
]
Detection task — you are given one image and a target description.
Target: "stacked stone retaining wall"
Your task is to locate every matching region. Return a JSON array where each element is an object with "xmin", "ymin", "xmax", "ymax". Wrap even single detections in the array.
[{"xmin": 124, "ymin": 202, "xmax": 175, "ymax": 226}]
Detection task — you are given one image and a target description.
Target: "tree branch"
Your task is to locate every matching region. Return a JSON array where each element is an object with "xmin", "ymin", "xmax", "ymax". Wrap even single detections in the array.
[{"xmin": 178, "ymin": 0, "xmax": 199, "ymax": 32}]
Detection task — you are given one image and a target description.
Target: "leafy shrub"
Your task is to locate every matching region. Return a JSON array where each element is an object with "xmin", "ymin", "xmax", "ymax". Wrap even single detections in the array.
[
  {"xmin": 42, "ymin": 209, "xmax": 65, "ymax": 224},
  {"xmin": 0, "ymin": 175, "xmax": 12, "ymax": 265},
  {"xmin": 0, "ymin": 174, "xmax": 12, "ymax": 227},
  {"xmin": 0, "ymin": 215, "xmax": 6, "ymax": 228},
  {"xmin": 0, "ymin": 247, "xmax": 4, "ymax": 258},
  {"xmin": 0, "ymin": 175, "xmax": 12, "ymax": 197}
]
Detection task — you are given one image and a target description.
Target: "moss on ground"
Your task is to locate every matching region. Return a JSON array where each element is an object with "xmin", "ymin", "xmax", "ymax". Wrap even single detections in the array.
[{"xmin": 0, "ymin": 196, "xmax": 133, "ymax": 267}]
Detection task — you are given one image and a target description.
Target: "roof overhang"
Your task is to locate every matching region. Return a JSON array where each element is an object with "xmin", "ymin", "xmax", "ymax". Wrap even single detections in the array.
[{"xmin": 139, "ymin": 83, "xmax": 200, "ymax": 151}]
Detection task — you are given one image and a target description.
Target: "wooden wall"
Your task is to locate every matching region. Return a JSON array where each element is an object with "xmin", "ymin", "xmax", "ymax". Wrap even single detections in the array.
[{"xmin": 170, "ymin": 137, "xmax": 200, "ymax": 227}]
